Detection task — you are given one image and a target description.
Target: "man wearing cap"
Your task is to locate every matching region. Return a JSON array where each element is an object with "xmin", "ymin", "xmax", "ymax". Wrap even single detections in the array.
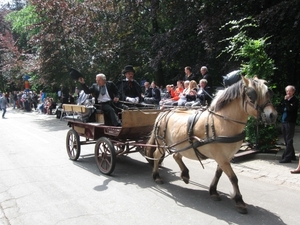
[
  {"xmin": 78, "ymin": 74, "xmax": 121, "ymax": 126},
  {"xmin": 117, "ymin": 65, "xmax": 142, "ymax": 103}
]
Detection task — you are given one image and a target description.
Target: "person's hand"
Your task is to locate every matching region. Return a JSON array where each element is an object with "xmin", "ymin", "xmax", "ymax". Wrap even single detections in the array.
[
  {"xmin": 113, "ymin": 97, "xmax": 119, "ymax": 102},
  {"xmin": 126, "ymin": 97, "xmax": 138, "ymax": 103},
  {"xmin": 78, "ymin": 77, "xmax": 85, "ymax": 84},
  {"xmin": 284, "ymin": 95, "xmax": 289, "ymax": 100}
]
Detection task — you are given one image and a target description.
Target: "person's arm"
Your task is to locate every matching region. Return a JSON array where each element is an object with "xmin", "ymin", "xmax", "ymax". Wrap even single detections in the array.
[
  {"xmin": 171, "ymin": 89, "xmax": 180, "ymax": 101},
  {"xmin": 78, "ymin": 77, "xmax": 94, "ymax": 94},
  {"xmin": 153, "ymin": 88, "xmax": 161, "ymax": 101},
  {"xmin": 109, "ymin": 82, "xmax": 120, "ymax": 102},
  {"xmin": 285, "ymin": 97, "xmax": 299, "ymax": 112}
]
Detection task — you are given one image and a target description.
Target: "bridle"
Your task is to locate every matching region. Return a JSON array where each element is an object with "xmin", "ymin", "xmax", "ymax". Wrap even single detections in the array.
[
  {"xmin": 208, "ymin": 85, "xmax": 272, "ymax": 125},
  {"xmin": 242, "ymin": 86, "xmax": 273, "ymax": 122}
]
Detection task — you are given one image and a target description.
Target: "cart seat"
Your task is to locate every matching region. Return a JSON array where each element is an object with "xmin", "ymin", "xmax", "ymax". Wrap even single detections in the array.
[{"xmin": 63, "ymin": 104, "xmax": 94, "ymax": 122}]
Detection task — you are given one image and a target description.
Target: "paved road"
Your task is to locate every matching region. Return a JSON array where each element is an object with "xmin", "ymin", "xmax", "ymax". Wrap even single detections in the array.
[{"xmin": 1, "ymin": 108, "xmax": 300, "ymax": 225}]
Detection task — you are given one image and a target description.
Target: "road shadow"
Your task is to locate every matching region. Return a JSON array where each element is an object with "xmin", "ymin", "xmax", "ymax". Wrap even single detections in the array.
[
  {"xmin": 32, "ymin": 116, "xmax": 70, "ymax": 132},
  {"xmin": 72, "ymin": 155, "xmax": 286, "ymax": 225}
]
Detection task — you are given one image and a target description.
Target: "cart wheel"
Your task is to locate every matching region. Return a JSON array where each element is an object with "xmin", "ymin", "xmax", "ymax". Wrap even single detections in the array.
[
  {"xmin": 66, "ymin": 129, "xmax": 81, "ymax": 161},
  {"xmin": 95, "ymin": 137, "xmax": 116, "ymax": 175}
]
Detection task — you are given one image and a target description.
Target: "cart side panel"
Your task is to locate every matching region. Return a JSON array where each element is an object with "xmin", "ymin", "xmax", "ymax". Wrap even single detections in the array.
[
  {"xmin": 121, "ymin": 109, "xmax": 161, "ymax": 128},
  {"xmin": 72, "ymin": 122, "xmax": 97, "ymax": 140}
]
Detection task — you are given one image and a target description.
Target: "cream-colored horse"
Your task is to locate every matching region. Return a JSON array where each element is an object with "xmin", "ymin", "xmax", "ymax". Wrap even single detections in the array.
[{"xmin": 146, "ymin": 76, "xmax": 277, "ymax": 214}]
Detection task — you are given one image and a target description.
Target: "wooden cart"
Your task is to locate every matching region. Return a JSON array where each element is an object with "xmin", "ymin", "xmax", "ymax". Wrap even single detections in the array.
[{"xmin": 63, "ymin": 104, "xmax": 161, "ymax": 175}]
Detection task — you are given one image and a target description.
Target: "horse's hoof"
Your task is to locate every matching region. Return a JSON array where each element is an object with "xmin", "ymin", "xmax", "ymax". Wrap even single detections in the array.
[
  {"xmin": 182, "ymin": 176, "xmax": 189, "ymax": 184},
  {"xmin": 155, "ymin": 179, "xmax": 164, "ymax": 184},
  {"xmin": 210, "ymin": 194, "xmax": 221, "ymax": 201},
  {"xmin": 236, "ymin": 206, "xmax": 248, "ymax": 214}
]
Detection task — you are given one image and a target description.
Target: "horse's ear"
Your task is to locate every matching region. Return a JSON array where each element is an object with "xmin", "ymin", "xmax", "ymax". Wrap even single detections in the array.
[{"xmin": 241, "ymin": 76, "xmax": 250, "ymax": 86}]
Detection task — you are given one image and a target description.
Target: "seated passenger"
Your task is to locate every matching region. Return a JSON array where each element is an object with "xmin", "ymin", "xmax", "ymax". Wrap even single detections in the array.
[
  {"xmin": 159, "ymin": 84, "xmax": 175, "ymax": 107},
  {"xmin": 143, "ymin": 81, "xmax": 161, "ymax": 105},
  {"xmin": 116, "ymin": 65, "xmax": 142, "ymax": 104},
  {"xmin": 78, "ymin": 73, "xmax": 122, "ymax": 126},
  {"xmin": 185, "ymin": 79, "xmax": 212, "ymax": 107},
  {"xmin": 178, "ymin": 80, "xmax": 197, "ymax": 106},
  {"xmin": 160, "ymin": 81, "xmax": 184, "ymax": 107}
]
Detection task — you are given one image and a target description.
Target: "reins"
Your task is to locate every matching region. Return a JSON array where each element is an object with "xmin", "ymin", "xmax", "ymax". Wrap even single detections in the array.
[
  {"xmin": 151, "ymin": 81, "xmax": 272, "ymax": 168},
  {"xmin": 152, "ymin": 108, "xmax": 247, "ymax": 169},
  {"xmin": 207, "ymin": 109, "xmax": 247, "ymax": 125}
]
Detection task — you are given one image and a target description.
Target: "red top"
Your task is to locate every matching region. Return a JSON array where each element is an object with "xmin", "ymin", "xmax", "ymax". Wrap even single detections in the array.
[{"xmin": 171, "ymin": 87, "xmax": 184, "ymax": 101}]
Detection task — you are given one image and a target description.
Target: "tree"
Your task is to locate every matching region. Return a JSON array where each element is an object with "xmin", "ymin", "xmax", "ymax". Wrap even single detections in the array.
[{"xmin": 220, "ymin": 18, "xmax": 277, "ymax": 151}]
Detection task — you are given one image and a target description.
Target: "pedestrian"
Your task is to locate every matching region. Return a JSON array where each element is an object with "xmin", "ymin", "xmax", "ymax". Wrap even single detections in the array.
[
  {"xmin": 13, "ymin": 91, "xmax": 17, "ymax": 109},
  {"xmin": 291, "ymin": 156, "xmax": 300, "ymax": 173},
  {"xmin": 0, "ymin": 94, "xmax": 8, "ymax": 118},
  {"xmin": 278, "ymin": 85, "xmax": 299, "ymax": 163}
]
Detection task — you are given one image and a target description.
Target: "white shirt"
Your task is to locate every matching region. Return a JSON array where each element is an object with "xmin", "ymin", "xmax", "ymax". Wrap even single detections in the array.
[{"xmin": 97, "ymin": 86, "xmax": 111, "ymax": 103}]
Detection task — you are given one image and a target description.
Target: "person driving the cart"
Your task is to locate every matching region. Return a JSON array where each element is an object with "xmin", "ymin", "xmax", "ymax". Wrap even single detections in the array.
[
  {"xmin": 78, "ymin": 74, "xmax": 122, "ymax": 127},
  {"xmin": 116, "ymin": 65, "xmax": 142, "ymax": 104}
]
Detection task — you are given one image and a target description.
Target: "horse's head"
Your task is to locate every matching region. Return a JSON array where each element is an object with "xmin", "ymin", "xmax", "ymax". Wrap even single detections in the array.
[{"xmin": 242, "ymin": 76, "xmax": 277, "ymax": 124}]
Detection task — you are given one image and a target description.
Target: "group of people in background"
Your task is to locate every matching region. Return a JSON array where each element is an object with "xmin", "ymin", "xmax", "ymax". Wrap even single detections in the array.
[
  {"xmin": 0, "ymin": 90, "xmax": 58, "ymax": 117},
  {"xmin": 159, "ymin": 66, "xmax": 212, "ymax": 108}
]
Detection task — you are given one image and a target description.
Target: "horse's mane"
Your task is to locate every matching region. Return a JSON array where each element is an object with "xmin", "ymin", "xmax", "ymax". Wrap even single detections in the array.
[
  {"xmin": 209, "ymin": 78, "xmax": 266, "ymax": 112},
  {"xmin": 209, "ymin": 81, "xmax": 243, "ymax": 112}
]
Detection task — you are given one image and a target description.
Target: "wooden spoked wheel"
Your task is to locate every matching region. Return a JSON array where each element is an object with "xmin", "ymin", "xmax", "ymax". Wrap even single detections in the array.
[
  {"xmin": 66, "ymin": 129, "xmax": 81, "ymax": 161},
  {"xmin": 94, "ymin": 137, "xmax": 116, "ymax": 175}
]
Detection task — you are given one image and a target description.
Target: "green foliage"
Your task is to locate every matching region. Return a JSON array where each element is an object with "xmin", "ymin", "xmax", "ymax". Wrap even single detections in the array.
[
  {"xmin": 1, "ymin": 0, "xmax": 300, "ymax": 97},
  {"xmin": 245, "ymin": 117, "xmax": 278, "ymax": 152},
  {"xmin": 5, "ymin": 5, "xmax": 41, "ymax": 48},
  {"xmin": 221, "ymin": 18, "xmax": 277, "ymax": 152}
]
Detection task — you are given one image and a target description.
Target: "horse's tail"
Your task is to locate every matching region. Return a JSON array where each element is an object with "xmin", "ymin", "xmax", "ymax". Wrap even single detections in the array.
[
  {"xmin": 145, "ymin": 129, "xmax": 156, "ymax": 163},
  {"xmin": 145, "ymin": 110, "xmax": 171, "ymax": 165}
]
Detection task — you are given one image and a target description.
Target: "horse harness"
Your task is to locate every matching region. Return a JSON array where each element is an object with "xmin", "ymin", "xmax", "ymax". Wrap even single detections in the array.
[
  {"xmin": 153, "ymin": 108, "xmax": 246, "ymax": 169},
  {"xmin": 152, "ymin": 81, "xmax": 272, "ymax": 168}
]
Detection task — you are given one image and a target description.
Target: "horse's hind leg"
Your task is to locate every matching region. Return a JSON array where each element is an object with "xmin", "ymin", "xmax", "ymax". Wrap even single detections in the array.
[
  {"xmin": 152, "ymin": 148, "xmax": 164, "ymax": 184},
  {"xmin": 220, "ymin": 162, "xmax": 247, "ymax": 214},
  {"xmin": 173, "ymin": 153, "xmax": 190, "ymax": 184},
  {"xmin": 209, "ymin": 165, "xmax": 223, "ymax": 201}
]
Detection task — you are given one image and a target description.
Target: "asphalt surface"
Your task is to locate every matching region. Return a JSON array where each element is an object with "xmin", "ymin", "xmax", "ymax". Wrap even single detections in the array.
[
  {"xmin": 1, "ymin": 107, "xmax": 300, "ymax": 225},
  {"xmin": 3, "ymin": 107, "xmax": 300, "ymax": 189}
]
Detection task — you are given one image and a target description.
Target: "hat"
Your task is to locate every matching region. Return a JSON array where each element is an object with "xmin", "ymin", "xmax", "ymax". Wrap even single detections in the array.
[
  {"xmin": 69, "ymin": 68, "xmax": 84, "ymax": 80},
  {"xmin": 122, "ymin": 65, "xmax": 135, "ymax": 74}
]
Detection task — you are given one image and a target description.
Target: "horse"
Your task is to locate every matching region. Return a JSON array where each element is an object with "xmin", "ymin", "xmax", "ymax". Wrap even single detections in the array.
[{"xmin": 145, "ymin": 76, "xmax": 277, "ymax": 214}]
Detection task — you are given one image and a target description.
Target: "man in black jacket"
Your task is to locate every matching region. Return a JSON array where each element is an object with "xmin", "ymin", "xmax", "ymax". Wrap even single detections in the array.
[
  {"xmin": 116, "ymin": 65, "xmax": 142, "ymax": 103},
  {"xmin": 278, "ymin": 85, "xmax": 299, "ymax": 163},
  {"xmin": 200, "ymin": 66, "xmax": 212, "ymax": 88},
  {"xmin": 78, "ymin": 73, "xmax": 121, "ymax": 126},
  {"xmin": 184, "ymin": 66, "xmax": 196, "ymax": 81}
]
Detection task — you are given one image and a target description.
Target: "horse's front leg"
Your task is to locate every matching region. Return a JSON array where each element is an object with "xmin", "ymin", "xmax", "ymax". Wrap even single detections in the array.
[
  {"xmin": 209, "ymin": 164, "xmax": 223, "ymax": 201},
  {"xmin": 152, "ymin": 148, "xmax": 164, "ymax": 184},
  {"xmin": 220, "ymin": 162, "xmax": 247, "ymax": 214},
  {"xmin": 173, "ymin": 153, "xmax": 190, "ymax": 184}
]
